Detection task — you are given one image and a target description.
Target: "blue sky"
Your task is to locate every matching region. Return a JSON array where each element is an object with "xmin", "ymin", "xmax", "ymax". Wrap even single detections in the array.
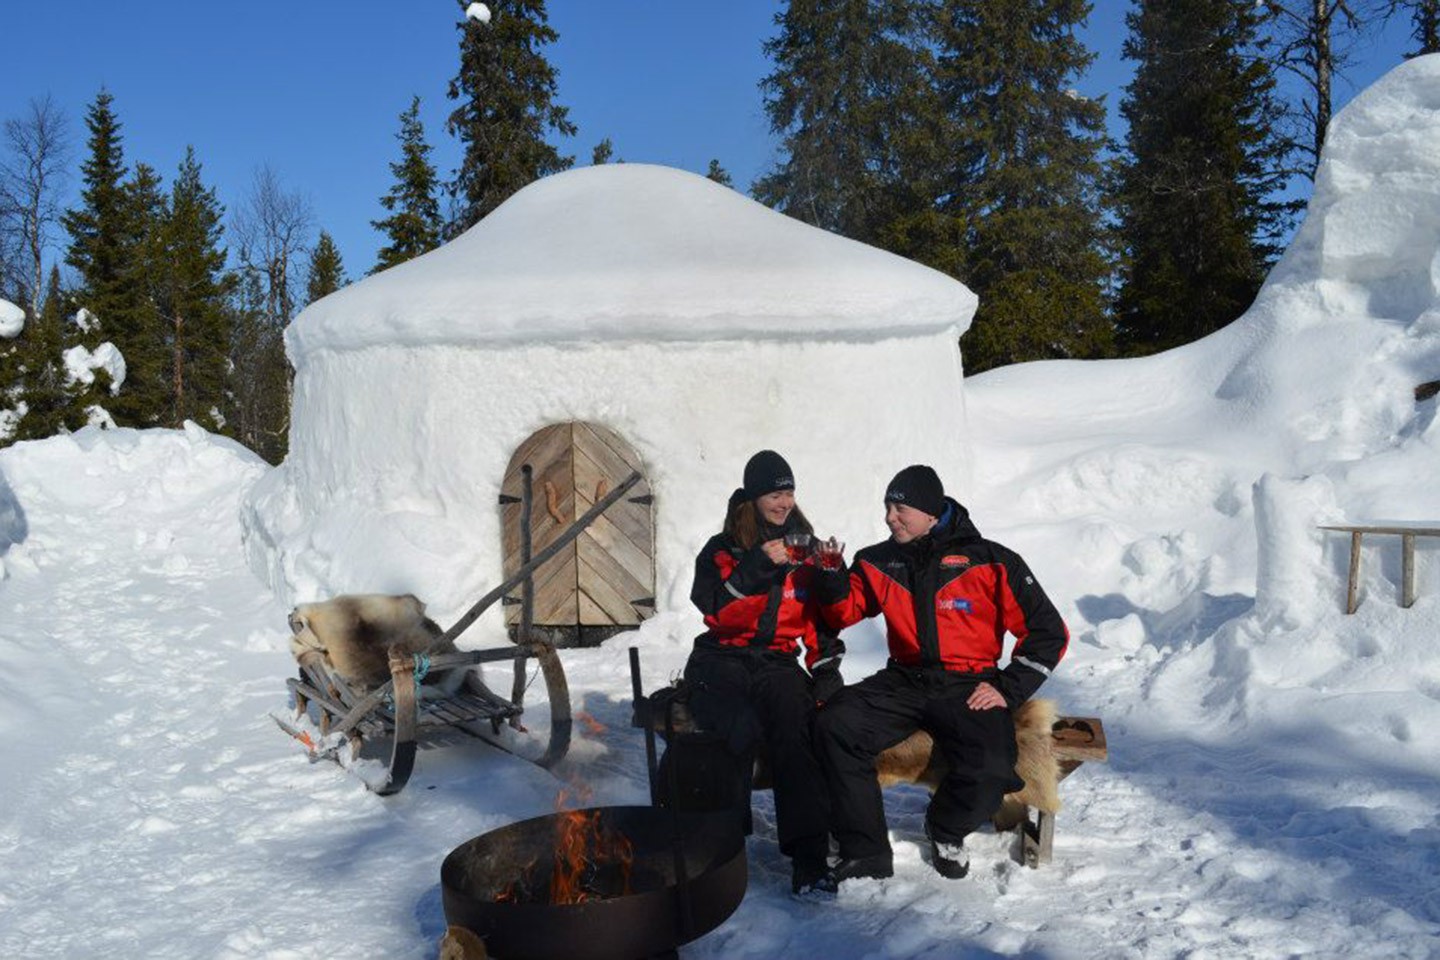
[{"xmin": 0, "ymin": 1, "xmax": 1419, "ymax": 283}]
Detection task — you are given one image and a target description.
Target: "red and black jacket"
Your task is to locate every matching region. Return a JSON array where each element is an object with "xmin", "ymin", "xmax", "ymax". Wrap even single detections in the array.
[
  {"xmin": 816, "ymin": 498, "xmax": 1067, "ymax": 705},
  {"xmin": 690, "ymin": 520, "xmax": 843, "ymax": 672}
]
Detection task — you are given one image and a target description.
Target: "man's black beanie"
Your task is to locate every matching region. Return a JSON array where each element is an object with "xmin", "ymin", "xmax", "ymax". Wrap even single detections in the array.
[
  {"xmin": 884, "ymin": 464, "xmax": 945, "ymax": 517},
  {"xmin": 743, "ymin": 449, "xmax": 795, "ymax": 499}
]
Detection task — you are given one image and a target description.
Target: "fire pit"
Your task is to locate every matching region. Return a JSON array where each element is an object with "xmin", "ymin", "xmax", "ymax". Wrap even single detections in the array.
[{"xmin": 442, "ymin": 806, "xmax": 746, "ymax": 960}]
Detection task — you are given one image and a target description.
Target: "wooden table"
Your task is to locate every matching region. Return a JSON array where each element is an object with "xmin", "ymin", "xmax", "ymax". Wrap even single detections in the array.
[{"xmin": 1319, "ymin": 523, "xmax": 1440, "ymax": 613}]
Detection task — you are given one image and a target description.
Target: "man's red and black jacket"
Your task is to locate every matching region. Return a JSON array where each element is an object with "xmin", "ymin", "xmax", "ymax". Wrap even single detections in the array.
[
  {"xmin": 690, "ymin": 529, "xmax": 843, "ymax": 672},
  {"xmin": 815, "ymin": 498, "xmax": 1067, "ymax": 705}
]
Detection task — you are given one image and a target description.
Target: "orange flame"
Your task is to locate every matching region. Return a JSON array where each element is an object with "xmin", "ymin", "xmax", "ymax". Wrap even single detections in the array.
[
  {"xmin": 494, "ymin": 787, "xmax": 635, "ymax": 905},
  {"xmin": 576, "ymin": 711, "xmax": 607, "ymax": 736}
]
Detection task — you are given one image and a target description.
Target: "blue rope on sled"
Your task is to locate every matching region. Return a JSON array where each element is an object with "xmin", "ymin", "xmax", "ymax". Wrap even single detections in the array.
[{"xmin": 381, "ymin": 654, "xmax": 431, "ymax": 707}]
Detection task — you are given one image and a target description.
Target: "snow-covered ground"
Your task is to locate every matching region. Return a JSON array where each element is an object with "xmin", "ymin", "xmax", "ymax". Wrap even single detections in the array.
[{"xmin": 3, "ymin": 57, "xmax": 1440, "ymax": 960}]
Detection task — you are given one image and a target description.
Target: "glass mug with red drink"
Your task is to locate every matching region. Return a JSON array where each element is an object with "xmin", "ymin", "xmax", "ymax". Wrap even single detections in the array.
[
  {"xmin": 783, "ymin": 532, "xmax": 813, "ymax": 564},
  {"xmin": 815, "ymin": 536, "xmax": 846, "ymax": 571}
]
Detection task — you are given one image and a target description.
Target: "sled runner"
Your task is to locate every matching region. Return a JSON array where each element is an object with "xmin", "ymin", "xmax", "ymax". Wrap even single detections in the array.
[
  {"xmin": 277, "ymin": 470, "xmax": 644, "ymax": 795},
  {"xmin": 279, "ymin": 637, "xmax": 571, "ymax": 796}
]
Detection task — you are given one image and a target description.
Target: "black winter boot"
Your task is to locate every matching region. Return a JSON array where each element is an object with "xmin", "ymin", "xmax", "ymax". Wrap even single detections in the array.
[
  {"xmin": 828, "ymin": 852, "xmax": 894, "ymax": 883},
  {"xmin": 791, "ymin": 857, "xmax": 838, "ymax": 895},
  {"xmin": 925, "ymin": 821, "xmax": 970, "ymax": 879}
]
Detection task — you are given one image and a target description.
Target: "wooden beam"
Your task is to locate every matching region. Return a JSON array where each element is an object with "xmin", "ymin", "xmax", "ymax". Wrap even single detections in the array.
[
  {"xmin": 1347, "ymin": 531, "xmax": 1363, "ymax": 615},
  {"xmin": 1402, "ymin": 532, "xmax": 1416, "ymax": 609}
]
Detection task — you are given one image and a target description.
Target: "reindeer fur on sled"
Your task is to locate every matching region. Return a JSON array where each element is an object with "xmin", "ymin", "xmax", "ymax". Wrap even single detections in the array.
[{"xmin": 287, "ymin": 593, "xmax": 468, "ymax": 696}]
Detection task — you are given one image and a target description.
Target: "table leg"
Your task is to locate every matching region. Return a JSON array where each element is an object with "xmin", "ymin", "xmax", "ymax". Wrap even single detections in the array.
[
  {"xmin": 1347, "ymin": 531, "xmax": 1363, "ymax": 614},
  {"xmin": 1402, "ymin": 533, "xmax": 1416, "ymax": 608}
]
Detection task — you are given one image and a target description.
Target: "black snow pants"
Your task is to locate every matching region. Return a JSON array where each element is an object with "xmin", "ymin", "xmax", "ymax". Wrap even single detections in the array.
[
  {"xmin": 682, "ymin": 645, "xmax": 830, "ymax": 862},
  {"xmin": 814, "ymin": 661, "xmax": 1023, "ymax": 859}
]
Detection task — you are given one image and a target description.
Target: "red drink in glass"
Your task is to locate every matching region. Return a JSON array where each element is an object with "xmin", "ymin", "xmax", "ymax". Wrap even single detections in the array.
[{"xmin": 784, "ymin": 533, "xmax": 812, "ymax": 564}]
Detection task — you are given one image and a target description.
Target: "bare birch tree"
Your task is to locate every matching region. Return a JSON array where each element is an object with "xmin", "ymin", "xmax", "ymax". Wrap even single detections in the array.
[
  {"xmin": 1264, "ymin": 0, "xmax": 1384, "ymax": 177},
  {"xmin": 0, "ymin": 95, "xmax": 70, "ymax": 315},
  {"xmin": 229, "ymin": 165, "xmax": 313, "ymax": 461}
]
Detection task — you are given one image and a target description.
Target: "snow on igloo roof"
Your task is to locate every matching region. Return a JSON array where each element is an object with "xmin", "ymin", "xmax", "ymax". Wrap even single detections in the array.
[{"xmin": 288, "ymin": 164, "xmax": 976, "ymax": 357}]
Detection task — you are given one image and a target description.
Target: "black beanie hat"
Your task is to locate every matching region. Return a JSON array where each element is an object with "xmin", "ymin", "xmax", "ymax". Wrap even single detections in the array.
[
  {"xmin": 884, "ymin": 464, "xmax": 945, "ymax": 517},
  {"xmin": 743, "ymin": 449, "xmax": 795, "ymax": 500}
]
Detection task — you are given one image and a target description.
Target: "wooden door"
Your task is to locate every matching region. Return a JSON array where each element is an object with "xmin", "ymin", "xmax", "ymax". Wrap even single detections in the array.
[{"xmin": 501, "ymin": 423, "xmax": 655, "ymax": 642}]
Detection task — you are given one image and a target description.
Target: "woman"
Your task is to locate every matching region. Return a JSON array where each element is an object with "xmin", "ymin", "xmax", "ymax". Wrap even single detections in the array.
[{"xmin": 685, "ymin": 449, "xmax": 844, "ymax": 895}]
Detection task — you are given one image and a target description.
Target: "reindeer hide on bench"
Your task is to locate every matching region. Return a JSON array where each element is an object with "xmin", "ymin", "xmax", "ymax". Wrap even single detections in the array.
[{"xmin": 748, "ymin": 697, "xmax": 1062, "ymax": 828}]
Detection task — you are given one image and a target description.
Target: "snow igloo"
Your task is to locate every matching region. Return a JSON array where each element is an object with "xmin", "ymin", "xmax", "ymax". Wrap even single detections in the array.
[{"xmin": 243, "ymin": 164, "xmax": 977, "ymax": 642}]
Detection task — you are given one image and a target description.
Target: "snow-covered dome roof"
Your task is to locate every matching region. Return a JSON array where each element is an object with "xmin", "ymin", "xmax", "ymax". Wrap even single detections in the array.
[{"xmin": 287, "ymin": 164, "xmax": 976, "ymax": 357}]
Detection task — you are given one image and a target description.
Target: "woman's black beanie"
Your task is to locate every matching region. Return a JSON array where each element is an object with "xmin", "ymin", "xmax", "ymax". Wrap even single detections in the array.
[{"xmin": 743, "ymin": 449, "xmax": 795, "ymax": 500}]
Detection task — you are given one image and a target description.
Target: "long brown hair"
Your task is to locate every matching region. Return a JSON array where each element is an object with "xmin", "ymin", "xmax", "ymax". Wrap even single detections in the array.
[{"xmin": 724, "ymin": 497, "xmax": 813, "ymax": 550}]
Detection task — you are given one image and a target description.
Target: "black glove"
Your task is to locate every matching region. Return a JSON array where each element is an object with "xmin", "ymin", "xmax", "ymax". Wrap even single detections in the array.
[
  {"xmin": 812, "ymin": 563, "xmax": 850, "ymax": 604},
  {"xmin": 810, "ymin": 664, "xmax": 844, "ymax": 705}
]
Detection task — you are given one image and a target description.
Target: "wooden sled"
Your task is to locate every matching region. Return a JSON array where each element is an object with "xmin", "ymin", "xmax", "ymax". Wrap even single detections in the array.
[
  {"xmin": 282, "ymin": 640, "xmax": 571, "ymax": 796},
  {"xmin": 277, "ymin": 470, "xmax": 643, "ymax": 796}
]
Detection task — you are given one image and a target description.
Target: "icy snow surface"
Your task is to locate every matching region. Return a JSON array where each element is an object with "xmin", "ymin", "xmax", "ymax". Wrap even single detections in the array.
[{"xmin": 2, "ymin": 56, "xmax": 1439, "ymax": 960}]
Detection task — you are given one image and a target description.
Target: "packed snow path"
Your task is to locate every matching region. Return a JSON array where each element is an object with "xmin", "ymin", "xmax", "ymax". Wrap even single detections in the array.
[{"xmin": 1, "ymin": 428, "xmax": 1436, "ymax": 958}]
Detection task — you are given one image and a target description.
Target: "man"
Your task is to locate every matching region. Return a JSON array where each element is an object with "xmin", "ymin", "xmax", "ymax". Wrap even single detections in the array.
[{"xmin": 813, "ymin": 465, "xmax": 1068, "ymax": 881}]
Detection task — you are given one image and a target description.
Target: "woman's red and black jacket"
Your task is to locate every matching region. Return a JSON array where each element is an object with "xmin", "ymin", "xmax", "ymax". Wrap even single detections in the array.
[
  {"xmin": 815, "ymin": 498, "xmax": 1067, "ymax": 705},
  {"xmin": 690, "ymin": 530, "xmax": 843, "ymax": 671}
]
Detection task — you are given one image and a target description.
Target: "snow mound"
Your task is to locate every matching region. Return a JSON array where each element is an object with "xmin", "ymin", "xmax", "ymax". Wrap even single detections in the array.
[
  {"xmin": 0, "ymin": 424, "xmax": 268, "ymax": 551},
  {"xmin": 286, "ymin": 163, "xmax": 976, "ymax": 356},
  {"xmin": 0, "ymin": 298, "xmax": 23, "ymax": 338}
]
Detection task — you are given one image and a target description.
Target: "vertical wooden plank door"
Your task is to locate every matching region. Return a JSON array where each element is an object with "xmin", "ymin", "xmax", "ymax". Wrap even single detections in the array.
[{"xmin": 501, "ymin": 422, "xmax": 655, "ymax": 645}]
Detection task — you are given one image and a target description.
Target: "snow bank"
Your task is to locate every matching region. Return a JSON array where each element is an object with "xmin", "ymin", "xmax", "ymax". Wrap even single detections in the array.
[{"xmin": 965, "ymin": 52, "xmax": 1440, "ymax": 881}]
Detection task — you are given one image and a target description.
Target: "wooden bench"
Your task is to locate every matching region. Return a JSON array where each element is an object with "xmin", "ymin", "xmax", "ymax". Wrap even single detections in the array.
[
  {"xmin": 1019, "ymin": 716, "xmax": 1108, "ymax": 866},
  {"xmin": 1319, "ymin": 522, "xmax": 1440, "ymax": 613},
  {"xmin": 630, "ymin": 668, "xmax": 1107, "ymax": 869}
]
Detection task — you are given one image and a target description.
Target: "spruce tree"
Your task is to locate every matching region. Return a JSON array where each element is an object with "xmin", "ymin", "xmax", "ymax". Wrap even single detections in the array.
[
  {"xmin": 705, "ymin": 159, "xmax": 733, "ymax": 187},
  {"xmin": 1113, "ymin": 0, "xmax": 1295, "ymax": 354},
  {"xmin": 755, "ymin": 0, "xmax": 938, "ymax": 247},
  {"xmin": 933, "ymin": 0, "xmax": 1114, "ymax": 373},
  {"xmin": 371, "ymin": 97, "xmax": 442, "ymax": 273},
  {"xmin": 62, "ymin": 90, "xmax": 128, "ymax": 334},
  {"xmin": 7, "ymin": 267, "xmax": 75, "ymax": 441},
  {"xmin": 61, "ymin": 92, "xmax": 168, "ymax": 426},
  {"xmin": 591, "ymin": 138, "xmax": 614, "ymax": 164},
  {"xmin": 109, "ymin": 161, "xmax": 169, "ymax": 425},
  {"xmin": 306, "ymin": 231, "xmax": 346, "ymax": 304},
  {"xmin": 446, "ymin": 0, "xmax": 575, "ymax": 235},
  {"xmin": 160, "ymin": 147, "xmax": 231, "ymax": 430}
]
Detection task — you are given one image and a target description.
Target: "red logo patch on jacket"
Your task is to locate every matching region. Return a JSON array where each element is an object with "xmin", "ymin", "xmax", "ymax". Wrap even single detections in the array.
[{"xmin": 941, "ymin": 554, "xmax": 971, "ymax": 568}]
